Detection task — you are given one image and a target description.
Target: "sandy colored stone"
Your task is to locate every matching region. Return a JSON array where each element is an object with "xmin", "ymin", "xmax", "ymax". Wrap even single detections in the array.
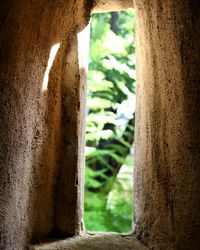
[
  {"xmin": 93, "ymin": 0, "xmax": 133, "ymax": 13},
  {"xmin": 134, "ymin": 1, "xmax": 200, "ymax": 249},
  {"xmin": 31, "ymin": 233, "xmax": 148, "ymax": 250},
  {"xmin": 0, "ymin": 0, "xmax": 199, "ymax": 249},
  {"xmin": 0, "ymin": 0, "xmax": 93, "ymax": 249}
]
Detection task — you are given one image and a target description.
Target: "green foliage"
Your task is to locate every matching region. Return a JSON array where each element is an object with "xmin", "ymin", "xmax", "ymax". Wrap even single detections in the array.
[{"xmin": 84, "ymin": 10, "xmax": 136, "ymax": 233}]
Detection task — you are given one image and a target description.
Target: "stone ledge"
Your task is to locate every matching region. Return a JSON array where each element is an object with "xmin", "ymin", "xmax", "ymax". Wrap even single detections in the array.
[{"xmin": 30, "ymin": 233, "xmax": 148, "ymax": 250}]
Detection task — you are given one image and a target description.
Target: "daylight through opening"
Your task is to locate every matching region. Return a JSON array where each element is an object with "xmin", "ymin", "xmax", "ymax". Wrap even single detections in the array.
[{"xmin": 84, "ymin": 9, "xmax": 136, "ymax": 233}]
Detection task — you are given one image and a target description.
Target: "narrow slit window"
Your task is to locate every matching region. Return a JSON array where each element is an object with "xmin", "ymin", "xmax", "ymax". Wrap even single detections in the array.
[{"xmin": 84, "ymin": 9, "xmax": 136, "ymax": 233}]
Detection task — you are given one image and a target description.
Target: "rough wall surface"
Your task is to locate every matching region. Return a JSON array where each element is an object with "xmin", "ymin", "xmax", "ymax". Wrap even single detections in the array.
[
  {"xmin": 32, "ymin": 233, "xmax": 148, "ymax": 250},
  {"xmin": 1, "ymin": 0, "xmax": 199, "ymax": 249},
  {"xmin": 0, "ymin": 1, "xmax": 93, "ymax": 249},
  {"xmin": 0, "ymin": 0, "xmax": 134, "ymax": 249},
  {"xmin": 134, "ymin": 1, "xmax": 200, "ymax": 249},
  {"xmin": 92, "ymin": 0, "xmax": 133, "ymax": 13}
]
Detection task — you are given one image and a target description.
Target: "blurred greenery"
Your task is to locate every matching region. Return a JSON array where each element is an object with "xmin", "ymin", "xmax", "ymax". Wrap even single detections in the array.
[{"xmin": 84, "ymin": 10, "xmax": 136, "ymax": 233}]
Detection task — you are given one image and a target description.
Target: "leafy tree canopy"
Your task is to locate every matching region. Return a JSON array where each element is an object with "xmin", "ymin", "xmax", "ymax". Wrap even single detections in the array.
[{"xmin": 84, "ymin": 10, "xmax": 136, "ymax": 233}]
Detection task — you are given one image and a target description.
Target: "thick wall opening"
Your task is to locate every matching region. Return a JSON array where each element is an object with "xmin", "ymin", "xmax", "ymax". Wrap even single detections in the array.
[
  {"xmin": 0, "ymin": 1, "xmax": 198, "ymax": 249},
  {"xmin": 83, "ymin": 9, "xmax": 136, "ymax": 233}
]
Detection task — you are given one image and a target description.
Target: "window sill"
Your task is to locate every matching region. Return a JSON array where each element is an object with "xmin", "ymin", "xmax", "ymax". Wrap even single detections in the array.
[{"xmin": 30, "ymin": 232, "xmax": 148, "ymax": 250}]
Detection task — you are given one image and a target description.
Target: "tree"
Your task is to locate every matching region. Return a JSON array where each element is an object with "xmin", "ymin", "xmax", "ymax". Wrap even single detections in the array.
[{"xmin": 84, "ymin": 10, "xmax": 136, "ymax": 232}]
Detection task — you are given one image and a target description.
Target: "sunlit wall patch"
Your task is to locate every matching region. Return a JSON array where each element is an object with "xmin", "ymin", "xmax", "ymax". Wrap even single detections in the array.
[{"xmin": 42, "ymin": 43, "xmax": 60, "ymax": 92}]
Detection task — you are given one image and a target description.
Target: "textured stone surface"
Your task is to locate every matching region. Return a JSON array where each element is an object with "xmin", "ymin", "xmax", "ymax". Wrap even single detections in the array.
[
  {"xmin": 0, "ymin": 0, "xmax": 133, "ymax": 249},
  {"xmin": 93, "ymin": 0, "xmax": 133, "ymax": 13},
  {"xmin": 31, "ymin": 233, "xmax": 148, "ymax": 250},
  {"xmin": 134, "ymin": 1, "xmax": 200, "ymax": 249},
  {"xmin": 0, "ymin": 0, "xmax": 93, "ymax": 249},
  {"xmin": 0, "ymin": 0, "xmax": 199, "ymax": 249}
]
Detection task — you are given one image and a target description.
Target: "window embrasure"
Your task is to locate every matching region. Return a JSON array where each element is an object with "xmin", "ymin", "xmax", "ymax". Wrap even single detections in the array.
[{"xmin": 78, "ymin": 9, "xmax": 136, "ymax": 233}]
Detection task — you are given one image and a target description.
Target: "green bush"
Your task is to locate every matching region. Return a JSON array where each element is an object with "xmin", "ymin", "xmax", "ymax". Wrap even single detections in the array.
[{"xmin": 84, "ymin": 10, "xmax": 136, "ymax": 233}]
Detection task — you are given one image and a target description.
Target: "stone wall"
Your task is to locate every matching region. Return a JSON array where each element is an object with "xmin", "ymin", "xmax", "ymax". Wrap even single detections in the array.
[
  {"xmin": 0, "ymin": 0, "xmax": 93, "ymax": 249},
  {"xmin": 134, "ymin": 1, "xmax": 200, "ymax": 249},
  {"xmin": 0, "ymin": 0, "xmax": 199, "ymax": 249}
]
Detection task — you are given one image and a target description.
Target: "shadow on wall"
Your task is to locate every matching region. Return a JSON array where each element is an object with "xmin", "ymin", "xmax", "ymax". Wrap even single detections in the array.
[{"xmin": 28, "ymin": 42, "xmax": 63, "ymax": 242}]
